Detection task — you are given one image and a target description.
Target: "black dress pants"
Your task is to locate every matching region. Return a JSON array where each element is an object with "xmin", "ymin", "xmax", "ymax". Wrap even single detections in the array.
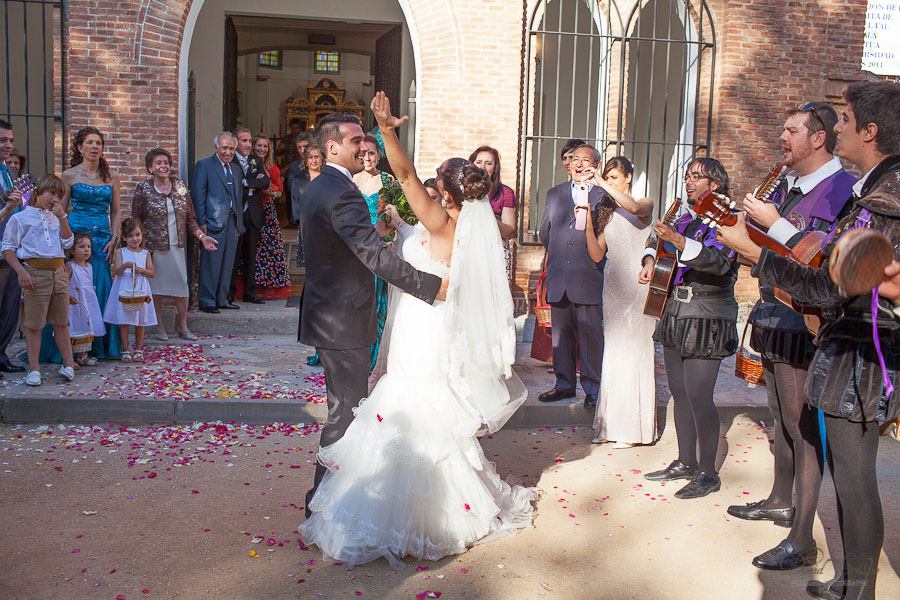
[
  {"xmin": 307, "ymin": 346, "xmax": 370, "ymax": 497},
  {"xmin": 549, "ymin": 293, "xmax": 603, "ymax": 396},
  {"xmin": 0, "ymin": 262, "xmax": 20, "ymax": 366},
  {"xmin": 230, "ymin": 211, "xmax": 260, "ymax": 301}
]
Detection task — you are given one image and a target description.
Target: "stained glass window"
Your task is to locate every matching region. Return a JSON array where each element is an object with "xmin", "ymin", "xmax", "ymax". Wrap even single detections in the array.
[
  {"xmin": 259, "ymin": 50, "xmax": 281, "ymax": 68},
  {"xmin": 315, "ymin": 51, "xmax": 340, "ymax": 74}
]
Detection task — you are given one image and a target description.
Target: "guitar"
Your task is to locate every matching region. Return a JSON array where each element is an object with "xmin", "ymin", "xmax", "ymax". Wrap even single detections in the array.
[
  {"xmin": 744, "ymin": 163, "xmax": 789, "ymax": 210},
  {"xmin": 693, "ymin": 190, "xmax": 824, "ymax": 333},
  {"xmin": 642, "ymin": 197, "xmax": 683, "ymax": 317},
  {"xmin": 0, "ymin": 174, "xmax": 37, "ymax": 209}
]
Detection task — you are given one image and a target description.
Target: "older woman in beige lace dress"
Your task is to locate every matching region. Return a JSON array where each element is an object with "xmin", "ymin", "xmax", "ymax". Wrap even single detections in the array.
[{"xmin": 131, "ymin": 148, "xmax": 216, "ymax": 341}]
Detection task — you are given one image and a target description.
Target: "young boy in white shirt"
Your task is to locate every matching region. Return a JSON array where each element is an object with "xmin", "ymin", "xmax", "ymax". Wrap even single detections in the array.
[{"xmin": 1, "ymin": 174, "xmax": 76, "ymax": 385}]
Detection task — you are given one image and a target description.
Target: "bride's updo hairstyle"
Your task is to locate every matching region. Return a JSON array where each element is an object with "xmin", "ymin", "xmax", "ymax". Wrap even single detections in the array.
[{"xmin": 436, "ymin": 158, "xmax": 491, "ymax": 207}]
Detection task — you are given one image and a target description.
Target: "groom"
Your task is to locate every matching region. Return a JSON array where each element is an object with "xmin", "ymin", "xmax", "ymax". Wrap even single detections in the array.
[{"xmin": 299, "ymin": 113, "xmax": 447, "ymax": 516}]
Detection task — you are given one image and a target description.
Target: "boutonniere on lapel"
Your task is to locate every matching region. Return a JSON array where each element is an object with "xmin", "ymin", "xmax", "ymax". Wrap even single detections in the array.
[{"xmin": 174, "ymin": 180, "xmax": 188, "ymax": 197}]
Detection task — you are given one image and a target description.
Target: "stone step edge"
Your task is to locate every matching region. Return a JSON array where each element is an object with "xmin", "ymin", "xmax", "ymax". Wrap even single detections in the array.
[{"xmin": 0, "ymin": 397, "xmax": 771, "ymax": 428}]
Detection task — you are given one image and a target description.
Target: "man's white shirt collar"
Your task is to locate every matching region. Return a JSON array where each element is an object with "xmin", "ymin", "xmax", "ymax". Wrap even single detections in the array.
[
  {"xmin": 853, "ymin": 165, "xmax": 878, "ymax": 197},
  {"xmin": 784, "ymin": 156, "xmax": 842, "ymax": 194},
  {"xmin": 327, "ymin": 162, "xmax": 353, "ymax": 182}
]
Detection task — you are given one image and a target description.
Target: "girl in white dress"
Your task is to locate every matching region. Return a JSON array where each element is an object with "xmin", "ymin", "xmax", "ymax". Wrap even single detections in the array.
[
  {"xmin": 67, "ymin": 231, "xmax": 106, "ymax": 366},
  {"xmin": 579, "ymin": 157, "xmax": 658, "ymax": 448},
  {"xmin": 299, "ymin": 93, "xmax": 535, "ymax": 569},
  {"xmin": 103, "ymin": 218, "xmax": 157, "ymax": 362}
]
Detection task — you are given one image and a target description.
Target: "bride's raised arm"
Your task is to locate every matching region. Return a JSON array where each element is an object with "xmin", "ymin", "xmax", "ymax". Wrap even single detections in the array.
[{"xmin": 370, "ymin": 92, "xmax": 451, "ymax": 235}]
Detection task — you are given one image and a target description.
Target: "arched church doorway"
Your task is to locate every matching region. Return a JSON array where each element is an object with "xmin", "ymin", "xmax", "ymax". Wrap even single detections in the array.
[{"xmin": 180, "ymin": 0, "xmax": 418, "ymax": 185}]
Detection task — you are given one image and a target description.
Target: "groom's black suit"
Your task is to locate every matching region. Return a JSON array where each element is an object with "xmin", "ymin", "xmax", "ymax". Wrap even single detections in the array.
[{"xmin": 299, "ymin": 164, "xmax": 442, "ymax": 511}]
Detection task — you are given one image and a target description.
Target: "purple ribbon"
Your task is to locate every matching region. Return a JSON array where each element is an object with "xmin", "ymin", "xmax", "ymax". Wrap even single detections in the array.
[{"xmin": 871, "ymin": 285, "xmax": 895, "ymax": 397}]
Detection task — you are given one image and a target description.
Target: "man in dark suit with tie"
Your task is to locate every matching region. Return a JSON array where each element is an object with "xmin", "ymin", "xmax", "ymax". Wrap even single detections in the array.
[
  {"xmin": 299, "ymin": 113, "xmax": 447, "ymax": 516},
  {"xmin": 229, "ymin": 127, "xmax": 270, "ymax": 305},
  {"xmin": 190, "ymin": 132, "xmax": 244, "ymax": 313},
  {"xmin": 538, "ymin": 144, "xmax": 606, "ymax": 409},
  {"xmin": 0, "ymin": 119, "xmax": 26, "ymax": 375}
]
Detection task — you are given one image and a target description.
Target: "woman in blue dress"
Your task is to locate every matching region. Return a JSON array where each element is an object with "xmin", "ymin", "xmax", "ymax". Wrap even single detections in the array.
[
  {"xmin": 43, "ymin": 126, "xmax": 122, "ymax": 360},
  {"xmin": 306, "ymin": 135, "xmax": 392, "ymax": 372}
]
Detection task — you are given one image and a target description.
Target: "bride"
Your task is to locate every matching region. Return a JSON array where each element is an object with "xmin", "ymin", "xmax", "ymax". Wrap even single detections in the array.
[{"xmin": 298, "ymin": 93, "xmax": 536, "ymax": 569}]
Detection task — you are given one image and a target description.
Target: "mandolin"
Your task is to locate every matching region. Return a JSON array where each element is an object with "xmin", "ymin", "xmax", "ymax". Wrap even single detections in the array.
[
  {"xmin": 829, "ymin": 229, "xmax": 894, "ymax": 296},
  {"xmin": 693, "ymin": 190, "xmax": 824, "ymax": 333},
  {"xmin": 642, "ymin": 197, "xmax": 683, "ymax": 317}
]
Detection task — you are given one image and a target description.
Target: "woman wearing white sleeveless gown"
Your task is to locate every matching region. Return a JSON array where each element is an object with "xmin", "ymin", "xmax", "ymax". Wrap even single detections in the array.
[
  {"xmin": 299, "ymin": 93, "xmax": 535, "ymax": 569},
  {"xmin": 580, "ymin": 158, "xmax": 657, "ymax": 447}
]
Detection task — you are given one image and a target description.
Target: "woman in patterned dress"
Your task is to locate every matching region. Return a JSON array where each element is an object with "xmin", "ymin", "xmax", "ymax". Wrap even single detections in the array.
[{"xmin": 251, "ymin": 133, "xmax": 291, "ymax": 300}]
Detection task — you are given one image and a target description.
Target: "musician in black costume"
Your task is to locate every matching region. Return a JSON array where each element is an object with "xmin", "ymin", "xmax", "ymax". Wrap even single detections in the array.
[
  {"xmin": 718, "ymin": 81, "xmax": 900, "ymax": 600},
  {"xmin": 639, "ymin": 158, "xmax": 739, "ymax": 499},
  {"xmin": 727, "ymin": 102, "xmax": 856, "ymax": 572}
]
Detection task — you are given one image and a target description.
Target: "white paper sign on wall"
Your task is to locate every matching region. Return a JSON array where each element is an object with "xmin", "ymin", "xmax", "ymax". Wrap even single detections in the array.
[{"xmin": 862, "ymin": 2, "xmax": 900, "ymax": 75}]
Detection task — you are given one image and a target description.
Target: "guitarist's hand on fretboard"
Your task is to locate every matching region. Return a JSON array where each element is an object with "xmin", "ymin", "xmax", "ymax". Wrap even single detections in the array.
[
  {"xmin": 0, "ymin": 189, "xmax": 23, "ymax": 221},
  {"xmin": 715, "ymin": 211, "xmax": 762, "ymax": 263},
  {"xmin": 742, "ymin": 193, "xmax": 780, "ymax": 229}
]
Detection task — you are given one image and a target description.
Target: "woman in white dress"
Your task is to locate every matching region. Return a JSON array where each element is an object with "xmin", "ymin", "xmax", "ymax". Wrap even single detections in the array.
[
  {"xmin": 299, "ymin": 93, "xmax": 535, "ymax": 569},
  {"xmin": 579, "ymin": 157, "xmax": 657, "ymax": 448}
]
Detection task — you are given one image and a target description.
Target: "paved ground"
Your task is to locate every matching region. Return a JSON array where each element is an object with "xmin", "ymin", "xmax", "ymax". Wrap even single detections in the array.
[
  {"xmin": 1, "ymin": 417, "xmax": 899, "ymax": 599},
  {"xmin": 1, "ymin": 301, "xmax": 898, "ymax": 598},
  {"xmin": 0, "ymin": 302, "xmax": 767, "ymax": 428}
]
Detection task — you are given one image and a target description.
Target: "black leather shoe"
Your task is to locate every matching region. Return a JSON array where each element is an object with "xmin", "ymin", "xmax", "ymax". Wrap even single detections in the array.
[
  {"xmin": 806, "ymin": 578, "xmax": 844, "ymax": 600},
  {"xmin": 0, "ymin": 362, "xmax": 25, "ymax": 373},
  {"xmin": 674, "ymin": 471, "xmax": 721, "ymax": 499},
  {"xmin": 752, "ymin": 540, "xmax": 818, "ymax": 570},
  {"xmin": 727, "ymin": 499, "xmax": 795, "ymax": 527},
  {"xmin": 583, "ymin": 394, "xmax": 597, "ymax": 409},
  {"xmin": 218, "ymin": 303, "xmax": 240, "ymax": 310},
  {"xmin": 538, "ymin": 388, "xmax": 576, "ymax": 402},
  {"xmin": 304, "ymin": 488, "xmax": 315, "ymax": 519},
  {"xmin": 644, "ymin": 459, "xmax": 697, "ymax": 482},
  {"xmin": 245, "ymin": 297, "xmax": 265, "ymax": 304},
  {"xmin": 200, "ymin": 306, "xmax": 220, "ymax": 314}
]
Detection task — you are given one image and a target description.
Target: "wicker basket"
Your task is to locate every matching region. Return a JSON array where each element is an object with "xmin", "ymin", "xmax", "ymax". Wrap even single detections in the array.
[
  {"xmin": 734, "ymin": 321, "xmax": 766, "ymax": 386},
  {"xmin": 534, "ymin": 270, "xmax": 552, "ymax": 327},
  {"xmin": 119, "ymin": 267, "xmax": 150, "ymax": 312},
  {"xmin": 70, "ymin": 299, "xmax": 94, "ymax": 353}
]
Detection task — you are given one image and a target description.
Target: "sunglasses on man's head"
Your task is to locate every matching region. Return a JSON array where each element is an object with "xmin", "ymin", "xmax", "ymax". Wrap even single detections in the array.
[{"xmin": 800, "ymin": 102, "xmax": 825, "ymax": 129}]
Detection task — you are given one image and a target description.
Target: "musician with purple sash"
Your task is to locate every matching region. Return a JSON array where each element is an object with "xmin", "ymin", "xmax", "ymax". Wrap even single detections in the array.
[
  {"xmin": 726, "ymin": 102, "xmax": 856, "ymax": 573},
  {"xmin": 717, "ymin": 82, "xmax": 900, "ymax": 600},
  {"xmin": 640, "ymin": 158, "xmax": 739, "ymax": 499}
]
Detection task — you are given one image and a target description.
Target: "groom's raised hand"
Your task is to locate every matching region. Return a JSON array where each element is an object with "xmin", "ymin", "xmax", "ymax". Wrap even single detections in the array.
[{"xmin": 435, "ymin": 277, "xmax": 449, "ymax": 302}]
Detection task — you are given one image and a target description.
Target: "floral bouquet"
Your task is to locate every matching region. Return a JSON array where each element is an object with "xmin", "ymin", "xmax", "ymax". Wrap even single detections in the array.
[{"xmin": 378, "ymin": 178, "xmax": 418, "ymax": 226}]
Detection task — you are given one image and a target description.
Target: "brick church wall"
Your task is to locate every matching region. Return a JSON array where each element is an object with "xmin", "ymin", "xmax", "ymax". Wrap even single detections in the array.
[{"xmin": 57, "ymin": 0, "xmax": 872, "ymax": 311}]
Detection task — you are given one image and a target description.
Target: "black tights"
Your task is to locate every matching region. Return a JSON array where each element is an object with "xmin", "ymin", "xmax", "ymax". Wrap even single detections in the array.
[
  {"xmin": 663, "ymin": 347, "xmax": 721, "ymax": 473},
  {"xmin": 762, "ymin": 359, "xmax": 824, "ymax": 548},
  {"xmin": 823, "ymin": 415, "xmax": 882, "ymax": 600}
]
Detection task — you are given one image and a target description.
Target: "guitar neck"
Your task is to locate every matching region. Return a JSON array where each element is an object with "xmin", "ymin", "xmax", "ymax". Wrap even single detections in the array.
[{"xmin": 746, "ymin": 221, "xmax": 791, "ymax": 258}]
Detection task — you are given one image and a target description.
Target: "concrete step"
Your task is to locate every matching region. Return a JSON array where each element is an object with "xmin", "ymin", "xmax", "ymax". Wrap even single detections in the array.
[
  {"xmin": 158, "ymin": 299, "xmax": 300, "ymax": 336},
  {"xmin": 1, "ymin": 335, "xmax": 768, "ymax": 428}
]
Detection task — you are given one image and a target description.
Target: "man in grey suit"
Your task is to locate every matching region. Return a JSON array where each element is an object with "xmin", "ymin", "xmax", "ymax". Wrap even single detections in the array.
[
  {"xmin": 0, "ymin": 119, "xmax": 26, "ymax": 376},
  {"xmin": 191, "ymin": 132, "xmax": 243, "ymax": 313},
  {"xmin": 538, "ymin": 144, "xmax": 606, "ymax": 409},
  {"xmin": 299, "ymin": 113, "xmax": 447, "ymax": 517}
]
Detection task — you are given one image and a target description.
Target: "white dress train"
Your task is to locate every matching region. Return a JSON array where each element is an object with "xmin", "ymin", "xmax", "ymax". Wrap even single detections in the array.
[
  {"xmin": 594, "ymin": 208, "xmax": 658, "ymax": 444},
  {"xmin": 299, "ymin": 201, "xmax": 535, "ymax": 569}
]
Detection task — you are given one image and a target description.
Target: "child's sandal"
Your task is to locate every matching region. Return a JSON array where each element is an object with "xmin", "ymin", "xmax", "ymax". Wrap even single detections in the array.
[
  {"xmin": 121, "ymin": 350, "xmax": 132, "ymax": 363},
  {"xmin": 133, "ymin": 350, "xmax": 144, "ymax": 362},
  {"xmin": 77, "ymin": 356, "xmax": 98, "ymax": 367}
]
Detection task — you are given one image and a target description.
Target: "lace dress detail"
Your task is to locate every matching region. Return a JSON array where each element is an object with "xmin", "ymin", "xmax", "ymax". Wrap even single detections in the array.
[
  {"xmin": 593, "ymin": 208, "xmax": 657, "ymax": 444},
  {"xmin": 299, "ymin": 225, "xmax": 535, "ymax": 569}
]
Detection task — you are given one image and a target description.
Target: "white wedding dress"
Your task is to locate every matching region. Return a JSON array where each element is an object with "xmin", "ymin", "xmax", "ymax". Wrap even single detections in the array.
[
  {"xmin": 299, "ymin": 199, "xmax": 535, "ymax": 569},
  {"xmin": 593, "ymin": 208, "xmax": 658, "ymax": 444}
]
